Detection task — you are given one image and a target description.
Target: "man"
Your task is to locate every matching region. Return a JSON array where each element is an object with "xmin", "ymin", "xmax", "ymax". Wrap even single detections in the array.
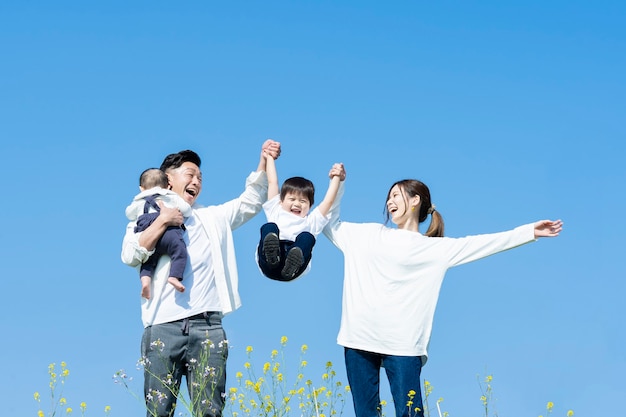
[{"xmin": 121, "ymin": 140, "xmax": 281, "ymax": 417}]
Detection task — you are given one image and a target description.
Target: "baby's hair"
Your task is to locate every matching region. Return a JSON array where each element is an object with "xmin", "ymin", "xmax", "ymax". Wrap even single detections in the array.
[
  {"xmin": 140, "ymin": 168, "xmax": 169, "ymax": 189},
  {"xmin": 281, "ymin": 177, "xmax": 315, "ymax": 206},
  {"xmin": 384, "ymin": 179, "xmax": 445, "ymax": 237}
]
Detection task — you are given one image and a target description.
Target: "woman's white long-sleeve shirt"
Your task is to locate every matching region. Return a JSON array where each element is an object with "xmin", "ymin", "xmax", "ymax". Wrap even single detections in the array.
[
  {"xmin": 121, "ymin": 171, "xmax": 268, "ymax": 327},
  {"xmin": 323, "ymin": 182, "xmax": 536, "ymax": 362}
]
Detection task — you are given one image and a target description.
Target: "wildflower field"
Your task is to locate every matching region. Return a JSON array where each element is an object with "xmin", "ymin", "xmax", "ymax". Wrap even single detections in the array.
[{"xmin": 34, "ymin": 337, "xmax": 574, "ymax": 417}]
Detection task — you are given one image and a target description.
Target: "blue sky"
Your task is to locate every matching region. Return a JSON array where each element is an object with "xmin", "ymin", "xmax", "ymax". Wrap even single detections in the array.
[{"xmin": 1, "ymin": 1, "xmax": 624, "ymax": 416}]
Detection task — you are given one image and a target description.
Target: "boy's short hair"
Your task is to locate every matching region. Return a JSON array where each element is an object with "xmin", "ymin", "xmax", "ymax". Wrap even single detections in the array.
[
  {"xmin": 280, "ymin": 177, "xmax": 315, "ymax": 206},
  {"xmin": 140, "ymin": 168, "xmax": 169, "ymax": 189}
]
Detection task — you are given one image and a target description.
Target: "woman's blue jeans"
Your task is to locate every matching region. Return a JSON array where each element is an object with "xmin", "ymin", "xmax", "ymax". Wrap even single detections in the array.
[
  {"xmin": 140, "ymin": 312, "xmax": 228, "ymax": 417},
  {"xmin": 344, "ymin": 347, "xmax": 424, "ymax": 417}
]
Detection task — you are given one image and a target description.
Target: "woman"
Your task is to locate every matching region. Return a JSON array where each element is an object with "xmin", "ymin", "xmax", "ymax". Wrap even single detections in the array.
[{"xmin": 323, "ymin": 166, "xmax": 562, "ymax": 417}]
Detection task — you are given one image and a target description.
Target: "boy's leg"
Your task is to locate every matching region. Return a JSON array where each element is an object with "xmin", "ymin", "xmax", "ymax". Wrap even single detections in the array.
[
  {"xmin": 281, "ymin": 232, "xmax": 315, "ymax": 280},
  {"xmin": 259, "ymin": 223, "xmax": 280, "ymax": 267},
  {"xmin": 281, "ymin": 247, "xmax": 304, "ymax": 280}
]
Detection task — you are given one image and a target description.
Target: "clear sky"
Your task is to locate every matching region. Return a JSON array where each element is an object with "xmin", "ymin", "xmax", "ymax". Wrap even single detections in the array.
[{"xmin": 1, "ymin": 1, "xmax": 624, "ymax": 416}]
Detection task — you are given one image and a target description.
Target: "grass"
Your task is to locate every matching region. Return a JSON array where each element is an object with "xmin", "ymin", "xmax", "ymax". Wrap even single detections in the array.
[{"xmin": 33, "ymin": 338, "xmax": 574, "ymax": 417}]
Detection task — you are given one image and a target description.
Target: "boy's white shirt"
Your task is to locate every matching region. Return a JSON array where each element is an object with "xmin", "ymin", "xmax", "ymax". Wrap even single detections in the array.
[
  {"xmin": 125, "ymin": 187, "xmax": 193, "ymax": 220},
  {"xmin": 262, "ymin": 195, "xmax": 330, "ymax": 240}
]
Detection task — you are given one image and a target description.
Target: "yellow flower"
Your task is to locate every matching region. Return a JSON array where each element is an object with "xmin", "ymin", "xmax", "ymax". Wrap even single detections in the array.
[
  {"xmin": 244, "ymin": 362, "xmax": 251, "ymax": 369},
  {"xmin": 62, "ymin": 369, "xmax": 70, "ymax": 377},
  {"xmin": 380, "ymin": 400, "xmax": 387, "ymax": 407},
  {"xmin": 38, "ymin": 411, "xmax": 44, "ymax": 417},
  {"xmin": 263, "ymin": 362, "xmax": 271, "ymax": 373},
  {"xmin": 104, "ymin": 405, "xmax": 111, "ymax": 414},
  {"xmin": 230, "ymin": 387, "xmax": 238, "ymax": 393},
  {"xmin": 547, "ymin": 402, "xmax": 554, "ymax": 411},
  {"xmin": 246, "ymin": 346, "xmax": 253, "ymax": 353},
  {"xmin": 271, "ymin": 349, "xmax": 278, "ymax": 358},
  {"xmin": 34, "ymin": 392, "xmax": 40, "ymax": 401},
  {"xmin": 60, "ymin": 398, "xmax": 67, "ymax": 405},
  {"xmin": 80, "ymin": 402, "xmax": 87, "ymax": 411},
  {"xmin": 280, "ymin": 336, "xmax": 288, "ymax": 345},
  {"xmin": 326, "ymin": 361, "xmax": 333, "ymax": 367},
  {"xmin": 236, "ymin": 371, "xmax": 243, "ymax": 379},
  {"xmin": 408, "ymin": 390, "xmax": 416, "ymax": 397},
  {"xmin": 567, "ymin": 411, "xmax": 574, "ymax": 417},
  {"xmin": 301, "ymin": 360, "xmax": 308, "ymax": 367},
  {"xmin": 301, "ymin": 344, "xmax": 308, "ymax": 353},
  {"xmin": 66, "ymin": 407, "xmax": 73, "ymax": 414}
]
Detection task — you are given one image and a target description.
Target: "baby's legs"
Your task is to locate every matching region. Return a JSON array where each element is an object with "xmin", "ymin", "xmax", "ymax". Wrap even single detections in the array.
[
  {"xmin": 140, "ymin": 276, "xmax": 152, "ymax": 299},
  {"xmin": 168, "ymin": 277, "xmax": 185, "ymax": 293}
]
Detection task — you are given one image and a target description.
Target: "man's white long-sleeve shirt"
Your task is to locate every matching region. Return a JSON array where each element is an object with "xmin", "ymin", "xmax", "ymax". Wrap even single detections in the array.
[{"xmin": 121, "ymin": 171, "xmax": 268, "ymax": 327}]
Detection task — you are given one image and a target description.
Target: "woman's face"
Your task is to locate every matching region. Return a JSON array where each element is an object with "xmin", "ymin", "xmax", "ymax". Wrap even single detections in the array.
[
  {"xmin": 386, "ymin": 184, "xmax": 409, "ymax": 224},
  {"xmin": 387, "ymin": 184, "xmax": 420, "ymax": 228}
]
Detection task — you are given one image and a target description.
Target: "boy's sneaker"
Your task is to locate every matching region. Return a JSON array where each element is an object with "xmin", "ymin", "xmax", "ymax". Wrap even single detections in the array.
[
  {"xmin": 262, "ymin": 233, "xmax": 280, "ymax": 267},
  {"xmin": 281, "ymin": 247, "xmax": 304, "ymax": 280}
]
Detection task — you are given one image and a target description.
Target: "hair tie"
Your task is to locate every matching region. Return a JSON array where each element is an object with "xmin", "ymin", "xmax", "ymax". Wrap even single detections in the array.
[{"xmin": 427, "ymin": 204, "xmax": 436, "ymax": 215}]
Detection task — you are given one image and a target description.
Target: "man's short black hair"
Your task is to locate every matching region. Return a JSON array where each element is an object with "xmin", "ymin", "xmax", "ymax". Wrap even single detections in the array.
[{"xmin": 159, "ymin": 150, "xmax": 202, "ymax": 172}]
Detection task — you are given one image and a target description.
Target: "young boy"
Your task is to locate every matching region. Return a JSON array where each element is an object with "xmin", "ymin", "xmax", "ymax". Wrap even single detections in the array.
[
  {"xmin": 125, "ymin": 168, "xmax": 192, "ymax": 298},
  {"xmin": 257, "ymin": 150, "xmax": 344, "ymax": 281}
]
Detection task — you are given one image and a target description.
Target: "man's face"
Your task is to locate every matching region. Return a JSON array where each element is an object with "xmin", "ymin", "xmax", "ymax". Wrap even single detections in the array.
[{"xmin": 167, "ymin": 161, "xmax": 202, "ymax": 205}]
